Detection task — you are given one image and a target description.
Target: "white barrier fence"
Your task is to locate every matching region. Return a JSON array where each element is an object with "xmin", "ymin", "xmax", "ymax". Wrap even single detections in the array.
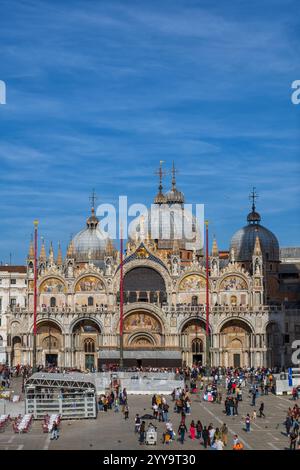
[{"xmin": 94, "ymin": 372, "xmax": 184, "ymax": 395}]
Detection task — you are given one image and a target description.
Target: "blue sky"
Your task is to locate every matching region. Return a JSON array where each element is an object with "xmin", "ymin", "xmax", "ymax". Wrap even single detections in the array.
[{"xmin": 0, "ymin": 0, "xmax": 299, "ymax": 264}]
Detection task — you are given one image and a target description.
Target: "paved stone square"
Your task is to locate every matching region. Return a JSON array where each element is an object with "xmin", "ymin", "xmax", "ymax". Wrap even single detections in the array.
[{"xmin": 0, "ymin": 378, "xmax": 298, "ymax": 450}]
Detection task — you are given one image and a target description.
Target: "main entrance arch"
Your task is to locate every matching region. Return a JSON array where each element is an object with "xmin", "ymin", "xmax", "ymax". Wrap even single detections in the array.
[
  {"xmin": 123, "ymin": 310, "xmax": 163, "ymax": 348},
  {"xmin": 119, "ymin": 309, "xmax": 165, "ymax": 367},
  {"xmin": 219, "ymin": 319, "xmax": 253, "ymax": 367}
]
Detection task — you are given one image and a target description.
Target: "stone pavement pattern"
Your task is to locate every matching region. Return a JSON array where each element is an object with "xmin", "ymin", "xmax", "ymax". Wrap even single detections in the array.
[{"xmin": 0, "ymin": 378, "xmax": 298, "ymax": 450}]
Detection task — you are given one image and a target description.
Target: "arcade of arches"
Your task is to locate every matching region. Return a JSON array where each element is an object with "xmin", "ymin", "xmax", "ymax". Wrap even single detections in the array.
[
  {"xmin": 9, "ymin": 313, "xmax": 281, "ymax": 369},
  {"xmin": 10, "ymin": 319, "xmax": 102, "ymax": 370}
]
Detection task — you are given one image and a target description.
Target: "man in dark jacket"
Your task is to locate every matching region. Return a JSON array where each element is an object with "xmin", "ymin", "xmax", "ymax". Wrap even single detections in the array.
[
  {"xmin": 202, "ymin": 426, "xmax": 209, "ymax": 448},
  {"xmin": 178, "ymin": 422, "xmax": 188, "ymax": 444},
  {"xmin": 258, "ymin": 402, "xmax": 265, "ymax": 418}
]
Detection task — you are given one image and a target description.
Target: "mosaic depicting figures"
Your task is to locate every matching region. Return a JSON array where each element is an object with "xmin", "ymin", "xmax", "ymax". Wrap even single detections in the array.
[
  {"xmin": 220, "ymin": 276, "xmax": 247, "ymax": 291},
  {"xmin": 179, "ymin": 275, "xmax": 206, "ymax": 292},
  {"xmin": 39, "ymin": 278, "xmax": 66, "ymax": 293},
  {"xmin": 75, "ymin": 276, "xmax": 104, "ymax": 292},
  {"xmin": 124, "ymin": 312, "xmax": 161, "ymax": 333},
  {"xmin": 182, "ymin": 322, "xmax": 206, "ymax": 334}
]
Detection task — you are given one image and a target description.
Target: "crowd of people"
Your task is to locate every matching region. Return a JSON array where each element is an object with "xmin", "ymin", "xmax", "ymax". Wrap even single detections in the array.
[
  {"xmin": 129, "ymin": 365, "xmax": 300, "ymax": 450},
  {"xmin": 133, "ymin": 387, "xmax": 245, "ymax": 450},
  {"xmin": 285, "ymin": 404, "xmax": 300, "ymax": 450},
  {"xmin": 1, "ymin": 363, "xmax": 299, "ymax": 449},
  {"xmin": 97, "ymin": 387, "xmax": 129, "ymax": 418}
]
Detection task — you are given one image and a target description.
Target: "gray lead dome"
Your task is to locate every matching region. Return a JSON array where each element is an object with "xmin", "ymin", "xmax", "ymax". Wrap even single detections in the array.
[
  {"xmin": 72, "ymin": 208, "xmax": 108, "ymax": 262},
  {"xmin": 230, "ymin": 223, "xmax": 280, "ymax": 261},
  {"xmin": 73, "ymin": 227, "xmax": 107, "ymax": 259}
]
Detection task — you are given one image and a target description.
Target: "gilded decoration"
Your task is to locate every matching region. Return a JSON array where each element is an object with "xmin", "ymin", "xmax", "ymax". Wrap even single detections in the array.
[
  {"xmin": 179, "ymin": 274, "xmax": 206, "ymax": 292},
  {"xmin": 220, "ymin": 276, "xmax": 247, "ymax": 291},
  {"xmin": 39, "ymin": 278, "xmax": 66, "ymax": 293},
  {"xmin": 75, "ymin": 276, "xmax": 105, "ymax": 292},
  {"xmin": 135, "ymin": 246, "xmax": 150, "ymax": 259},
  {"xmin": 124, "ymin": 312, "xmax": 161, "ymax": 333}
]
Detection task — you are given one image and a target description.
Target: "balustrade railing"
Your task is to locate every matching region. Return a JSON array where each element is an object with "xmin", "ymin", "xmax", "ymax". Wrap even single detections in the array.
[{"xmin": 5, "ymin": 303, "xmax": 293, "ymax": 316}]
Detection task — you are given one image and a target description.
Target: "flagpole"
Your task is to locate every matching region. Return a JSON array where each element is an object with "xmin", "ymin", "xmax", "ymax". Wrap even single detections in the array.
[
  {"xmin": 205, "ymin": 220, "xmax": 210, "ymax": 371},
  {"xmin": 32, "ymin": 220, "xmax": 39, "ymax": 373},
  {"xmin": 119, "ymin": 224, "xmax": 124, "ymax": 369}
]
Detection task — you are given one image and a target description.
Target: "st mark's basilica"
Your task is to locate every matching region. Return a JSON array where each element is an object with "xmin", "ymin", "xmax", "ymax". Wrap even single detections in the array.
[{"xmin": 1, "ymin": 165, "xmax": 300, "ymax": 370}]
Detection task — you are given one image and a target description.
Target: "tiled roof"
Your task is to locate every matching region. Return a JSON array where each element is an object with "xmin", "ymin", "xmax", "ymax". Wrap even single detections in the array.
[{"xmin": 0, "ymin": 265, "xmax": 27, "ymax": 273}]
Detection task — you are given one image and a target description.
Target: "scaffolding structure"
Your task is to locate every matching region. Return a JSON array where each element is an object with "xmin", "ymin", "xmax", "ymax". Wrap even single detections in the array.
[{"xmin": 25, "ymin": 373, "xmax": 97, "ymax": 419}]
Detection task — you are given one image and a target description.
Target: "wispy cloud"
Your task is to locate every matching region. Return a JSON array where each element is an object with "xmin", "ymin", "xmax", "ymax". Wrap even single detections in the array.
[{"xmin": 0, "ymin": 0, "xmax": 299, "ymax": 262}]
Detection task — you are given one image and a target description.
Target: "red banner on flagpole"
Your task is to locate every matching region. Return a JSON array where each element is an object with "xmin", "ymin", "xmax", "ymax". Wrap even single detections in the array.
[{"xmin": 33, "ymin": 220, "xmax": 38, "ymax": 336}]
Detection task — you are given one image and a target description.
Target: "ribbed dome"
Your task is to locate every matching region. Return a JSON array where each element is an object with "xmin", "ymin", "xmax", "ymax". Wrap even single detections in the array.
[
  {"xmin": 128, "ymin": 204, "xmax": 201, "ymax": 251},
  {"xmin": 166, "ymin": 161, "xmax": 185, "ymax": 205},
  {"xmin": 165, "ymin": 188, "xmax": 185, "ymax": 205},
  {"xmin": 230, "ymin": 224, "xmax": 279, "ymax": 262}
]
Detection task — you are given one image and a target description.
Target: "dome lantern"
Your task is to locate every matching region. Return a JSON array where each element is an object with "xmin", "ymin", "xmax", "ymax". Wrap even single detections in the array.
[
  {"xmin": 71, "ymin": 190, "xmax": 108, "ymax": 263},
  {"xmin": 247, "ymin": 187, "xmax": 261, "ymax": 224},
  {"xmin": 166, "ymin": 161, "xmax": 185, "ymax": 205},
  {"xmin": 154, "ymin": 160, "xmax": 167, "ymax": 205}
]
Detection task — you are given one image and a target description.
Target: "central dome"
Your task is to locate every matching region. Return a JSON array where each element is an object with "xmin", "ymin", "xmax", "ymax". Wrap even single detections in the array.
[
  {"xmin": 129, "ymin": 204, "xmax": 201, "ymax": 251},
  {"xmin": 72, "ymin": 208, "xmax": 108, "ymax": 263}
]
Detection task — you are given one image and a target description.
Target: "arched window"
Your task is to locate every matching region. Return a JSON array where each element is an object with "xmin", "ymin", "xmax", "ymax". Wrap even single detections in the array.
[
  {"xmin": 192, "ymin": 296, "xmax": 198, "ymax": 306},
  {"xmin": 88, "ymin": 296, "xmax": 94, "ymax": 306},
  {"xmin": 0, "ymin": 335, "xmax": 3, "ymax": 347},
  {"xmin": 192, "ymin": 338, "xmax": 203, "ymax": 353},
  {"xmin": 50, "ymin": 297, "xmax": 56, "ymax": 308},
  {"xmin": 84, "ymin": 338, "xmax": 95, "ymax": 353}
]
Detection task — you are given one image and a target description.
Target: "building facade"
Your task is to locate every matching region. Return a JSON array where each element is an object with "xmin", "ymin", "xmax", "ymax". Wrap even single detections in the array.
[
  {"xmin": 0, "ymin": 266, "xmax": 27, "ymax": 364},
  {"xmin": 2, "ymin": 169, "xmax": 300, "ymax": 369}
]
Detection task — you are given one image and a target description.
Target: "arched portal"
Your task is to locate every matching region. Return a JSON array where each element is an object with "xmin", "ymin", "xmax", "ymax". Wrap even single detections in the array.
[
  {"xmin": 72, "ymin": 319, "xmax": 101, "ymax": 371},
  {"xmin": 219, "ymin": 319, "xmax": 252, "ymax": 368},
  {"xmin": 181, "ymin": 318, "xmax": 207, "ymax": 367},
  {"xmin": 120, "ymin": 310, "xmax": 164, "ymax": 368},
  {"xmin": 36, "ymin": 321, "xmax": 63, "ymax": 367},
  {"xmin": 128, "ymin": 333, "xmax": 156, "ymax": 348},
  {"xmin": 124, "ymin": 311, "xmax": 162, "ymax": 347},
  {"xmin": 266, "ymin": 322, "xmax": 282, "ymax": 368},
  {"xmin": 123, "ymin": 267, "xmax": 167, "ymax": 305}
]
